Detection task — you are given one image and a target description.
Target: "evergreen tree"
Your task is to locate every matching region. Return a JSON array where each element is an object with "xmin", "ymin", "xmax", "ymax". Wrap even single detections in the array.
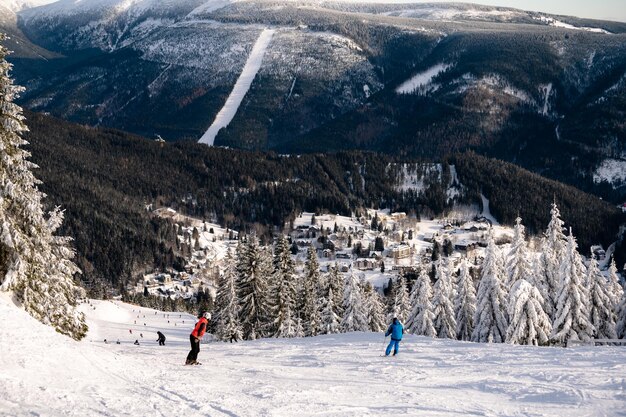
[
  {"xmin": 363, "ymin": 281, "xmax": 386, "ymax": 332},
  {"xmin": 432, "ymin": 258, "xmax": 457, "ymax": 339},
  {"xmin": 472, "ymin": 233, "xmax": 508, "ymax": 343},
  {"xmin": 236, "ymin": 238, "xmax": 269, "ymax": 340},
  {"xmin": 341, "ymin": 271, "xmax": 368, "ymax": 332},
  {"xmin": 455, "ymin": 258, "xmax": 476, "ymax": 341},
  {"xmin": 506, "ymin": 280, "xmax": 552, "ymax": 345},
  {"xmin": 616, "ymin": 288, "xmax": 626, "ymax": 339},
  {"xmin": 271, "ymin": 236, "xmax": 299, "ymax": 338},
  {"xmin": 588, "ymin": 255, "xmax": 618, "ymax": 340},
  {"xmin": 505, "ymin": 217, "xmax": 533, "ymax": 290},
  {"xmin": 541, "ymin": 203, "xmax": 568, "ymax": 320},
  {"xmin": 302, "ymin": 246, "xmax": 322, "ymax": 336},
  {"xmin": 326, "ymin": 263, "xmax": 344, "ymax": 318},
  {"xmin": 551, "ymin": 230, "xmax": 593, "ymax": 346},
  {"xmin": 607, "ymin": 259, "xmax": 624, "ymax": 310},
  {"xmin": 530, "ymin": 243, "xmax": 553, "ymax": 320},
  {"xmin": 213, "ymin": 249, "xmax": 243, "ymax": 342},
  {"xmin": 406, "ymin": 267, "xmax": 436, "ymax": 337},
  {"xmin": 319, "ymin": 286, "xmax": 340, "ymax": 334},
  {"xmin": 0, "ymin": 39, "xmax": 86, "ymax": 340},
  {"xmin": 388, "ymin": 274, "xmax": 410, "ymax": 323}
]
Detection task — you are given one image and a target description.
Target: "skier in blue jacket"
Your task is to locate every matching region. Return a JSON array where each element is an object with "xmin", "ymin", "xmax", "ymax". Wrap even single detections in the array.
[{"xmin": 385, "ymin": 317, "xmax": 404, "ymax": 356}]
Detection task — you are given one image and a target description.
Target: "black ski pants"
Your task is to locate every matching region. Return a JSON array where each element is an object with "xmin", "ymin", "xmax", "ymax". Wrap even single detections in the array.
[{"xmin": 186, "ymin": 335, "xmax": 200, "ymax": 362}]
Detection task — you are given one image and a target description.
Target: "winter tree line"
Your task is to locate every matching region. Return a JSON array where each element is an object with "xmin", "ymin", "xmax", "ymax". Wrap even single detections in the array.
[{"xmin": 213, "ymin": 204, "xmax": 626, "ymax": 347}]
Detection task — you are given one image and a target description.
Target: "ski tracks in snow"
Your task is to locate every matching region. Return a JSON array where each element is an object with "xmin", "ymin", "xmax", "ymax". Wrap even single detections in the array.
[{"xmin": 199, "ymin": 28, "xmax": 275, "ymax": 146}]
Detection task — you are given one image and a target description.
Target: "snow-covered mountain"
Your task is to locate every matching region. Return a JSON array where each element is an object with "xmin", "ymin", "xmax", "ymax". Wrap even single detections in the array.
[
  {"xmin": 0, "ymin": 0, "xmax": 56, "ymax": 12},
  {"xmin": 5, "ymin": 0, "xmax": 626, "ymax": 201},
  {"xmin": 2, "ymin": 293, "xmax": 626, "ymax": 416}
]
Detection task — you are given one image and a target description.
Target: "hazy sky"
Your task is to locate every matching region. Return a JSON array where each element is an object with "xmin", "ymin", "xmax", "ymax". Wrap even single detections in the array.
[{"xmin": 423, "ymin": 0, "xmax": 626, "ymax": 22}]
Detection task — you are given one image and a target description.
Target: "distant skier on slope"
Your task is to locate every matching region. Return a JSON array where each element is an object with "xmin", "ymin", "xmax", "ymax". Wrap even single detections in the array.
[
  {"xmin": 156, "ymin": 331, "xmax": 166, "ymax": 346},
  {"xmin": 384, "ymin": 317, "xmax": 404, "ymax": 356},
  {"xmin": 185, "ymin": 312, "xmax": 211, "ymax": 365}
]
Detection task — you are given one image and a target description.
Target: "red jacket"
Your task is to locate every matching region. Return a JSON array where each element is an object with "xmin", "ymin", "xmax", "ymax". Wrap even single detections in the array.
[{"xmin": 191, "ymin": 317, "xmax": 208, "ymax": 339}]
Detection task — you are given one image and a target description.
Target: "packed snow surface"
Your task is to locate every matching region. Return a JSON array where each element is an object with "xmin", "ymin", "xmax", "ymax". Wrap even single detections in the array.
[
  {"xmin": 2, "ymin": 294, "xmax": 626, "ymax": 416},
  {"xmin": 199, "ymin": 28, "xmax": 275, "ymax": 145}
]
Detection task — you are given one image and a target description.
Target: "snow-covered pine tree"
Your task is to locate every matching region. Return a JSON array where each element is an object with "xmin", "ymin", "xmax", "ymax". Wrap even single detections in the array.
[
  {"xmin": 319, "ymin": 285, "xmax": 340, "ymax": 334},
  {"xmin": 432, "ymin": 257, "xmax": 457, "ymax": 339},
  {"xmin": 213, "ymin": 248, "xmax": 243, "ymax": 342},
  {"xmin": 0, "ymin": 39, "xmax": 86, "ymax": 340},
  {"xmin": 236, "ymin": 238, "xmax": 270, "ymax": 340},
  {"xmin": 363, "ymin": 281, "xmax": 386, "ymax": 332},
  {"xmin": 541, "ymin": 203, "xmax": 568, "ymax": 320},
  {"xmin": 387, "ymin": 274, "xmax": 410, "ymax": 323},
  {"xmin": 326, "ymin": 262, "xmax": 344, "ymax": 318},
  {"xmin": 530, "ymin": 244, "xmax": 553, "ymax": 320},
  {"xmin": 551, "ymin": 229, "xmax": 593, "ymax": 346},
  {"xmin": 607, "ymin": 258, "xmax": 624, "ymax": 309},
  {"xmin": 505, "ymin": 217, "xmax": 533, "ymax": 290},
  {"xmin": 472, "ymin": 233, "xmax": 508, "ymax": 343},
  {"xmin": 341, "ymin": 271, "xmax": 369, "ymax": 332},
  {"xmin": 302, "ymin": 246, "xmax": 322, "ymax": 336},
  {"xmin": 454, "ymin": 258, "xmax": 476, "ymax": 341},
  {"xmin": 294, "ymin": 316, "xmax": 305, "ymax": 338},
  {"xmin": 588, "ymin": 255, "xmax": 617, "ymax": 340},
  {"xmin": 271, "ymin": 236, "xmax": 299, "ymax": 338},
  {"xmin": 505, "ymin": 279, "xmax": 552, "ymax": 345},
  {"xmin": 406, "ymin": 266, "xmax": 436, "ymax": 337},
  {"xmin": 616, "ymin": 288, "xmax": 626, "ymax": 339},
  {"xmin": 258, "ymin": 245, "xmax": 275, "ymax": 334}
]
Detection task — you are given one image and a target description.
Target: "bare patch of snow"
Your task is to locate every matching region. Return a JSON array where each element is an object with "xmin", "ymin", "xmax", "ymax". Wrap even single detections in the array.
[
  {"xmin": 396, "ymin": 63, "xmax": 452, "ymax": 95},
  {"xmin": 188, "ymin": 0, "xmax": 232, "ymax": 16},
  {"xmin": 382, "ymin": 7, "xmax": 523, "ymax": 22},
  {"xmin": 536, "ymin": 16, "xmax": 610, "ymax": 34},
  {"xmin": 540, "ymin": 83, "xmax": 553, "ymax": 116}
]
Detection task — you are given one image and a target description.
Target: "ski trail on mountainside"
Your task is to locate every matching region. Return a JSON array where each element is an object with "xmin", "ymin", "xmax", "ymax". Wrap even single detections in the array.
[{"xmin": 199, "ymin": 28, "xmax": 275, "ymax": 146}]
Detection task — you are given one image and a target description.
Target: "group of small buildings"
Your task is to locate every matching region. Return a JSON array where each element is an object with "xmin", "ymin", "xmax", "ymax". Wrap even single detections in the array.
[
  {"xmin": 289, "ymin": 213, "xmax": 496, "ymax": 278},
  {"xmin": 136, "ymin": 272, "xmax": 203, "ymax": 299},
  {"xmin": 139, "ymin": 209, "xmax": 619, "ymax": 300}
]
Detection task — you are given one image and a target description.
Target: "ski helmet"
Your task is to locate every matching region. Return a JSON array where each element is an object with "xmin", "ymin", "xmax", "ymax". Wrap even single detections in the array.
[{"xmin": 203, "ymin": 312, "xmax": 211, "ymax": 320}]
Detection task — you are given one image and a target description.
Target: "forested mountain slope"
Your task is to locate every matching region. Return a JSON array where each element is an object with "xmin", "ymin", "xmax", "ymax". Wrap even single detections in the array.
[
  {"xmin": 5, "ymin": 0, "xmax": 625, "ymax": 203},
  {"xmin": 24, "ymin": 111, "xmax": 625, "ymax": 289}
]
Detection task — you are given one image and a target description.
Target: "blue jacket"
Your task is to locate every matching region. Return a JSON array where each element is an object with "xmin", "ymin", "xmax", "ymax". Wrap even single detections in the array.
[{"xmin": 386, "ymin": 321, "xmax": 404, "ymax": 341}]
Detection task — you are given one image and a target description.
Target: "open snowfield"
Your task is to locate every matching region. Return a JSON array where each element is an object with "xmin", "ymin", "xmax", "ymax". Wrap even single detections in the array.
[{"xmin": 2, "ymin": 295, "xmax": 626, "ymax": 416}]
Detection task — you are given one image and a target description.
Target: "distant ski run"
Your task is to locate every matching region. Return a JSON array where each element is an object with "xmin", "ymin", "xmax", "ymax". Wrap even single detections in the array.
[{"xmin": 199, "ymin": 28, "xmax": 275, "ymax": 146}]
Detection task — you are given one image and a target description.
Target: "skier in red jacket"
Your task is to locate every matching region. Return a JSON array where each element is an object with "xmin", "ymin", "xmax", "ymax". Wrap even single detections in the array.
[{"xmin": 185, "ymin": 312, "xmax": 211, "ymax": 365}]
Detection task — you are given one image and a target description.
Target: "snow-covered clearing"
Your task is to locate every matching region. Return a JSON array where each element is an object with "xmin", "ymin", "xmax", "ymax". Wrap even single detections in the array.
[
  {"xmin": 2, "ymin": 295, "xmax": 626, "ymax": 416},
  {"xmin": 199, "ymin": 28, "xmax": 275, "ymax": 146},
  {"xmin": 188, "ymin": 0, "xmax": 233, "ymax": 16},
  {"xmin": 593, "ymin": 158, "xmax": 626, "ymax": 187},
  {"xmin": 480, "ymin": 193, "xmax": 500, "ymax": 225},
  {"xmin": 541, "ymin": 83, "xmax": 553, "ymax": 116},
  {"xmin": 2, "ymin": 0, "xmax": 57, "ymax": 12},
  {"xmin": 395, "ymin": 63, "xmax": 451, "ymax": 95},
  {"xmin": 536, "ymin": 16, "xmax": 610, "ymax": 34}
]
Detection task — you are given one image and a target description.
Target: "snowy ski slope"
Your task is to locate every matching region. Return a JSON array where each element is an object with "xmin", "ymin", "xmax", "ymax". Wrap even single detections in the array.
[
  {"xmin": 1, "ymin": 294, "xmax": 626, "ymax": 416},
  {"xmin": 199, "ymin": 28, "xmax": 275, "ymax": 145}
]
